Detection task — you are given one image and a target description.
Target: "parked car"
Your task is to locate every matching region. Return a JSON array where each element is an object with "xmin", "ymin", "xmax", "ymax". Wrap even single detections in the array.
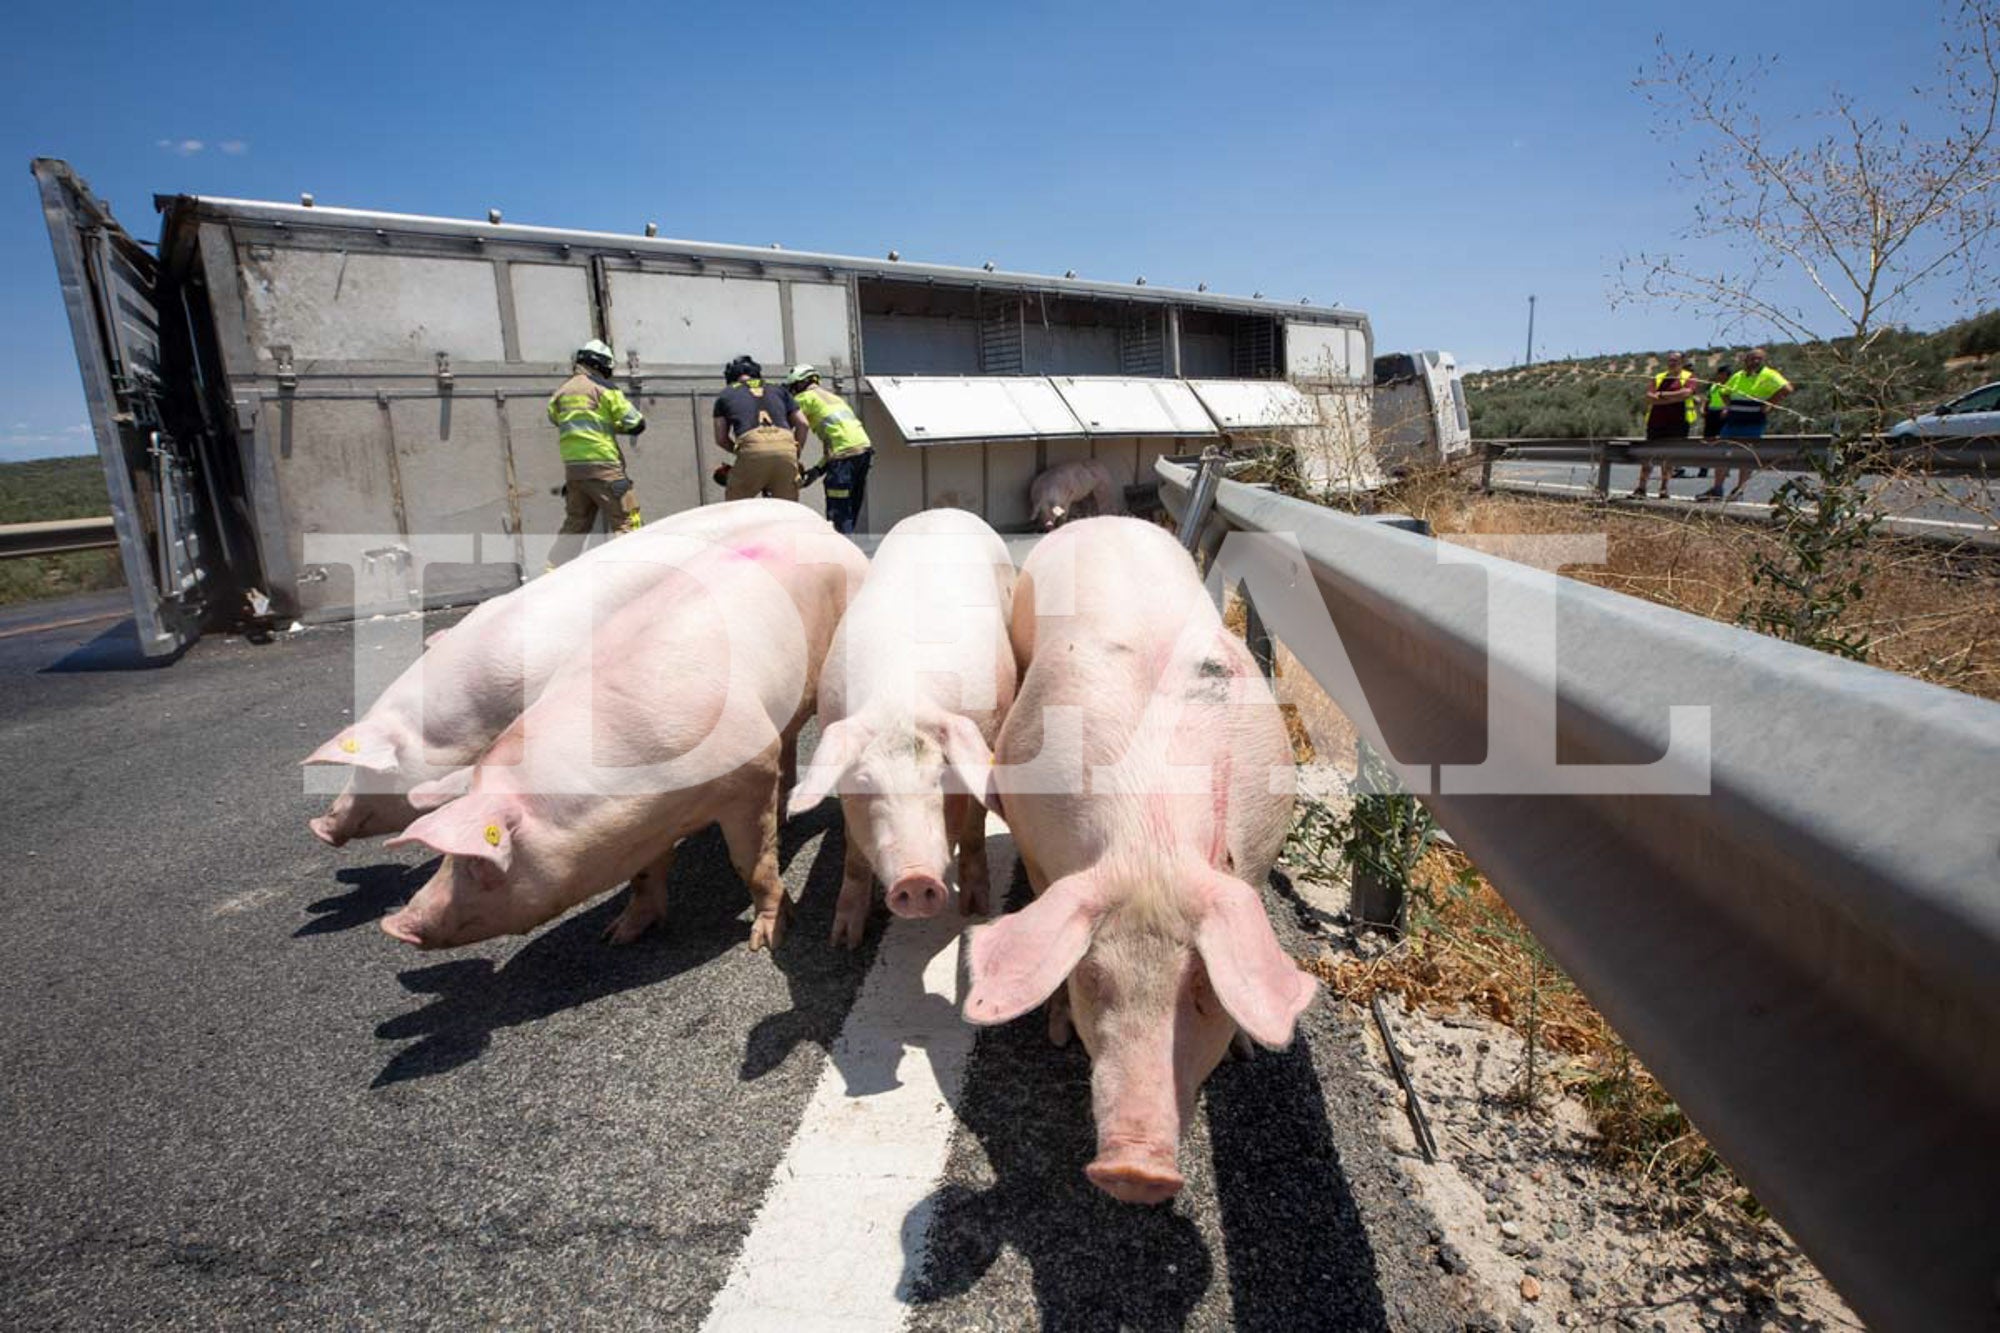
[{"xmin": 1887, "ymin": 380, "xmax": 2000, "ymax": 438}]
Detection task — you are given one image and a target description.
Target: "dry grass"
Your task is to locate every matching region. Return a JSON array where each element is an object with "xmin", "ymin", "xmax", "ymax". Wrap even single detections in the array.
[
  {"xmin": 1249, "ymin": 471, "xmax": 1992, "ymax": 1201},
  {"xmin": 1391, "ymin": 478, "xmax": 2000, "ymax": 701},
  {"xmin": 1298, "ymin": 842, "xmax": 1742, "ymax": 1200},
  {"xmin": 1261, "ymin": 470, "xmax": 2000, "ymax": 1206}
]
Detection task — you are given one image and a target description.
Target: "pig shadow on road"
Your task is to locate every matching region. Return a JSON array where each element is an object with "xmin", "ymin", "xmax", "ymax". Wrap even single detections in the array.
[
  {"xmin": 902, "ymin": 866, "xmax": 1393, "ymax": 1330},
  {"xmin": 294, "ymin": 858, "xmax": 440, "ymax": 937},
  {"xmin": 368, "ymin": 827, "xmax": 754, "ymax": 1088},
  {"xmin": 899, "ymin": 1001, "xmax": 1215, "ymax": 1331},
  {"xmin": 1205, "ymin": 1033, "xmax": 1392, "ymax": 1331},
  {"xmin": 898, "ymin": 867, "xmax": 1214, "ymax": 1332},
  {"xmin": 739, "ymin": 803, "xmax": 884, "ymax": 1082}
]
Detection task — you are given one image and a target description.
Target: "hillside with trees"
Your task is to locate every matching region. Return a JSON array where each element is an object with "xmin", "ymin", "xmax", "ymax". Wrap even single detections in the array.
[{"xmin": 1465, "ymin": 310, "xmax": 2000, "ymax": 439}]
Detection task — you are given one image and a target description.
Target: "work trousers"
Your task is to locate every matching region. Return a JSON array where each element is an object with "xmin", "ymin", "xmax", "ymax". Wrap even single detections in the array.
[
  {"xmin": 727, "ymin": 428, "xmax": 801, "ymax": 501},
  {"xmin": 822, "ymin": 450, "xmax": 873, "ymax": 535},
  {"xmin": 548, "ymin": 470, "xmax": 640, "ymax": 568}
]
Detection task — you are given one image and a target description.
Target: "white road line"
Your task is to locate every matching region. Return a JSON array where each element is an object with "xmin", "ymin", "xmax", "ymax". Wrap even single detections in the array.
[{"xmin": 700, "ymin": 815, "xmax": 1014, "ymax": 1332}]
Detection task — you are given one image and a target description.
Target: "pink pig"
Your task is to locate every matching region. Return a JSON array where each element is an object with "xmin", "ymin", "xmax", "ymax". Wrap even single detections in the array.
[
  {"xmin": 1029, "ymin": 458, "xmax": 1125, "ymax": 531},
  {"xmin": 784, "ymin": 508, "xmax": 1017, "ymax": 947},
  {"xmin": 303, "ymin": 498, "xmax": 823, "ymax": 846},
  {"xmin": 376, "ymin": 522, "xmax": 869, "ymax": 953},
  {"xmin": 964, "ymin": 516, "xmax": 1314, "ymax": 1204}
]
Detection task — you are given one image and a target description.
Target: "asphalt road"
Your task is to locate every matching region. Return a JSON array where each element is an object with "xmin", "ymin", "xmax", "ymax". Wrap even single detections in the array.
[
  {"xmin": 0, "ymin": 607, "xmax": 1476, "ymax": 1331},
  {"xmin": 1490, "ymin": 459, "xmax": 2000, "ymax": 533}
]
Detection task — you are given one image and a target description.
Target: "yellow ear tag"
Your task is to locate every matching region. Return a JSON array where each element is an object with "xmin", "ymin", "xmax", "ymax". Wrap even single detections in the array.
[
  {"xmin": 484, "ymin": 824, "xmax": 503, "ymax": 847},
  {"xmin": 339, "ymin": 737, "xmax": 359, "ymax": 754}
]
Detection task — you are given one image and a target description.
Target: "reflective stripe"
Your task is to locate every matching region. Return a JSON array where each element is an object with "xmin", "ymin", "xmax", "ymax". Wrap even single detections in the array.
[
  {"xmin": 799, "ymin": 387, "xmax": 871, "ymax": 458},
  {"xmin": 550, "ymin": 374, "xmax": 640, "ymax": 465}
]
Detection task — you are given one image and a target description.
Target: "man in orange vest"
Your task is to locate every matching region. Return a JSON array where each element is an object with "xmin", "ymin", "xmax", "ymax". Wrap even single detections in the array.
[{"xmin": 1633, "ymin": 351, "xmax": 1698, "ymax": 500}]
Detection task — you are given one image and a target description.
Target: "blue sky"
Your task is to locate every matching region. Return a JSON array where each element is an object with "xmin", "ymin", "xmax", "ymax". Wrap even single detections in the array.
[{"xmin": 0, "ymin": 0, "xmax": 1963, "ymax": 462}]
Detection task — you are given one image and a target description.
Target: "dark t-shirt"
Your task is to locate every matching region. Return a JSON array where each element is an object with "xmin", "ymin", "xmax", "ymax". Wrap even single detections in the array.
[
  {"xmin": 713, "ymin": 382, "xmax": 798, "ymax": 438},
  {"xmin": 1645, "ymin": 371, "xmax": 1695, "ymax": 438}
]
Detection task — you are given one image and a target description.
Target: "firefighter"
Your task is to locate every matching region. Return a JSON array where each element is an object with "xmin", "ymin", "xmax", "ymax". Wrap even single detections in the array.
[
  {"xmin": 546, "ymin": 339, "xmax": 645, "ymax": 568},
  {"xmin": 712, "ymin": 355, "xmax": 808, "ymax": 501},
  {"xmin": 786, "ymin": 364, "xmax": 874, "ymax": 534}
]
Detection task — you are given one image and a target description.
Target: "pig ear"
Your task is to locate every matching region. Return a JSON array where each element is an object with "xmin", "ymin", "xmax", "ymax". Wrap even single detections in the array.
[
  {"xmin": 407, "ymin": 767, "xmax": 474, "ymax": 812},
  {"xmin": 936, "ymin": 713, "xmax": 1000, "ymax": 812},
  {"xmin": 787, "ymin": 718, "xmax": 868, "ymax": 818},
  {"xmin": 1192, "ymin": 870, "xmax": 1317, "ymax": 1049},
  {"xmin": 387, "ymin": 796, "xmax": 518, "ymax": 873},
  {"xmin": 964, "ymin": 873, "xmax": 1100, "ymax": 1026},
  {"xmin": 302, "ymin": 724, "xmax": 399, "ymax": 774}
]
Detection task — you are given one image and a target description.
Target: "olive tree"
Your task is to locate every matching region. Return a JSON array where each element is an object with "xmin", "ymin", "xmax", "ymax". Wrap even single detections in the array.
[{"xmin": 1620, "ymin": 0, "xmax": 2000, "ymax": 656}]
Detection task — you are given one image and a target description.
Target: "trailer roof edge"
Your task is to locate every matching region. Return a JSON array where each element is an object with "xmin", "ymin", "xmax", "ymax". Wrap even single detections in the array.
[{"xmin": 170, "ymin": 193, "xmax": 1369, "ymax": 328}]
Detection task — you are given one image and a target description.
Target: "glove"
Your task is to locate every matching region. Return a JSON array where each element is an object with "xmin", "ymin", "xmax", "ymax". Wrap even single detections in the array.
[
  {"xmin": 712, "ymin": 462, "xmax": 733, "ymax": 487},
  {"xmin": 800, "ymin": 462, "xmax": 829, "ymax": 488}
]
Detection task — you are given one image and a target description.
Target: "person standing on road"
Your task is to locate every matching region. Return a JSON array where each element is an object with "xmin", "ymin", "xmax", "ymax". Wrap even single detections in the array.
[
  {"xmin": 1695, "ymin": 359, "xmax": 1733, "ymax": 480},
  {"xmin": 786, "ymin": 364, "xmax": 874, "ymax": 534},
  {"xmin": 1633, "ymin": 351, "xmax": 1698, "ymax": 500},
  {"xmin": 713, "ymin": 356, "xmax": 808, "ymax": 501},
  {"xmin": 547, "ymin": 339, "xmax": 646, "ymax": 568},
  {"xmin": 1701, "ymin": 348, "xmax": 1793, "ymax": 502}
]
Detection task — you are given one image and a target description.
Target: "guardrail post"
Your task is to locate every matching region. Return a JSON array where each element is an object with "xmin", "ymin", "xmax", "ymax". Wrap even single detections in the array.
[
  {"xmin": 1350, "ymin": 865, "xmax": 1406, "ymax": 937},
  {"xmin": 1240, "ymin": 584, "xmax": 1274, "ymax": 679},
  {"xmin": 1177, "ymin": 446, "xmax": 1225, "ymax": 554},
  {"xmin": 1481, "ymin": 443, "xmax": 1498, "ymax": 494},
  {"xmin": 1594, "ymin": 440, "xmax": 1613, "ymax": 498}
]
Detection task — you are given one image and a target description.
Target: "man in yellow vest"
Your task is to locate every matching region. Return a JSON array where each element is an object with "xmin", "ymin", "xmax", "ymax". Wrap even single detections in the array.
[
  {"xmin": 712, "ymin": 355, "xmax": 808, "ymax": 501},
  {"xmin": 546, "ymin": 339, "xmax": 645, "ymax": 568},
  {"xmin": 786, "ymin": 364, "xmax": 874, "ymax": 534},
  {"xmin": 1634, "ymin": 351, "xmax": 1698, "ymax": 500},
  {"xmin": 1700, "ymin": 347, "xmax": 1793, "ymax": 502}
]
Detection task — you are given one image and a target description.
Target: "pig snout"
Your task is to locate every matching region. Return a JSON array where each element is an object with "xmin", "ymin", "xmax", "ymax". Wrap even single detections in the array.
[
  {"xmin": 886, "ymin": 872, "xmax": 950, "ymax": 919},
  {"xmin": 311, "ymin": 791, "xmax": 417, "ymax": 847},
  {"xmin": 378, "ymin": 865, "xmax": 491, "ymax": 950},
  {"xmin": 379, "ymin": 892, "xmax": 466, "ymax": 950},
  {"xmin": 309, "ymin": 811, "xmax": 350, "ymax": 848},
  {"xmin": 1085, "ymin": 1136, "xmax": 1186, "ymax": 1204},
  {"xmin": 379, "ymin": 910, "xmax": 434, "ymax": 948}
]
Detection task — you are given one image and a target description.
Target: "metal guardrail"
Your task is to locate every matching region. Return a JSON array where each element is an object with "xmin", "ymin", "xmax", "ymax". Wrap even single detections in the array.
[
  {"xmin": 0, "ymin": 516, "xmax": 119, "ymax": 560},
  {"xmin": 1479, "ymin": 434, "xmax": 2000, "ymax": 496},
  {"xmin": 1157, "ymin": 456, "xmax": 2000, "ymax": 1333}
]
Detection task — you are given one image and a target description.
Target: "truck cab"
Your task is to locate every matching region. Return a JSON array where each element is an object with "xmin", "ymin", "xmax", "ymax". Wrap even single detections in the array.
[{"xmin": 1371, "ymin": 349, "xmax": 1470, "ymax": 470}]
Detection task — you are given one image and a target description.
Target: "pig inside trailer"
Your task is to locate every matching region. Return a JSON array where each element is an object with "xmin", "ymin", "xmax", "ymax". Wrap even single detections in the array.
[{"xmin": 36, "ymin": 157, "xmax": 1382, "ymax": 658}]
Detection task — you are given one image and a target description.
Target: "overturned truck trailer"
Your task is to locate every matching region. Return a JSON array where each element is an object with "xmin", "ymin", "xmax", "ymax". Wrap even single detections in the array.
[{"xmin": 35, "ymin": 158, "xmax": 1376, "ymax": 657}]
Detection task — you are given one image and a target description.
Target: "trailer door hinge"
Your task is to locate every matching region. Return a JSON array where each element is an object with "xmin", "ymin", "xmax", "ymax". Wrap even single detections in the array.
[
  {"xmin": 435, "ymin": 352, "xmax": 454, "ymax": 391},
  {"xmin": 627, "ymin": 349, "xmax": 644, "ymax": 395},
  {"xmin": 273, "ymin": 346, "xmax": 297, "ymax": 391}
]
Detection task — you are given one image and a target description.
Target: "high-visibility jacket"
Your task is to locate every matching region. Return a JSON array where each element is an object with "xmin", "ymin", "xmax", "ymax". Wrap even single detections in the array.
[
  {"xmin": 548, "ymin": 372, "xmax": 644, "ymax": 467},
  {"xmin": 796, "ymin": 386, "xmax": 871, "ymax": 459},
  {"xmin": 1653, "ymin": 369, "xmax": 1699, "ymax": 425},
  {"xmin": 1707, "ymin": 381, "xmax": 1729, "ymax": 411},
  {"xmin": 1721, "ymin": 365, "xmax": 1791, "ymax": 403}
]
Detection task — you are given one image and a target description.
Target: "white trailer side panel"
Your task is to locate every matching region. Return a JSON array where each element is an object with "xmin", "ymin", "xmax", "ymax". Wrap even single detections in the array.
[
  {"xmin": 510, "ymin": 263, "xmax": 595, "ymax": 363},
  {"xmin": 239, "ymin": 250, "xmax": 506, "ymax": 362},
  {"xmin": 608, "ymin": 271, "xmax": 784, "ymax": 369},
  {"xmin": 790, "ymin": 282, "xmax": 854, "ymax": 370}
]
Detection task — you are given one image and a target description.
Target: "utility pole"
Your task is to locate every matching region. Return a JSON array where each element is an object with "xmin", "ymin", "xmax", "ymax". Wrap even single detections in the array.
[{"xmin": 1525, "ymin": 294, "xmax": 1536, "ymax": 366}]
